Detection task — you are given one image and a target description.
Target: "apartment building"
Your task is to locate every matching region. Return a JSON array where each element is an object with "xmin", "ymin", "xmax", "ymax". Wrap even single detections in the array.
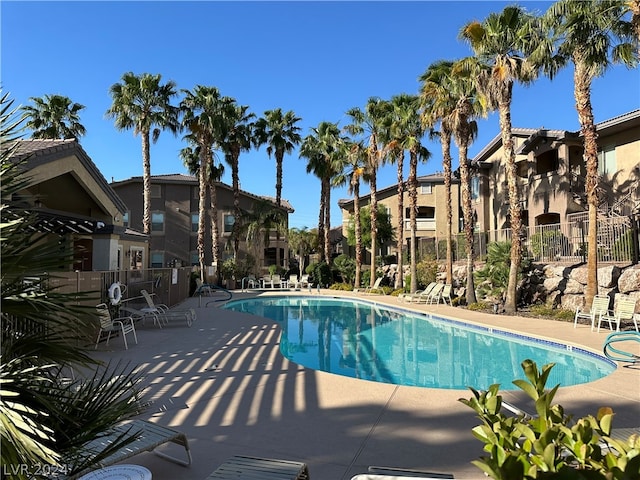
[
  {"xmin": 111, "ymin": 174, "xmax": 294, "ymax": 274},
  {"xmin": 338, "ymin": 109, "xmax": 640, "ymax": 266},
  {"xmin": 471, "ymin": 109, "xmax": 640, "ymax": 233},
  {"xmin": 7, "ymin": 139, "xmax": 147, "ymax": 271},
  {"xmin": 338, "ymin": 173, "xmax": 462, "ymax": 263}
]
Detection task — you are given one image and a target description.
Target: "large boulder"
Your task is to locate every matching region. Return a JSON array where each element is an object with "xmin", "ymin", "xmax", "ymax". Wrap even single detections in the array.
[{"xmin": 618, "ymin": 265, "xmax": 640, "ymax": 294}]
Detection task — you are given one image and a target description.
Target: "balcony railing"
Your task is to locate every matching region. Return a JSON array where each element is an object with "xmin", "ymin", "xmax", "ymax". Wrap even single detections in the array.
[{"xmin": 404, "ymin": 219, "xmax": 436, "ymax": 231}]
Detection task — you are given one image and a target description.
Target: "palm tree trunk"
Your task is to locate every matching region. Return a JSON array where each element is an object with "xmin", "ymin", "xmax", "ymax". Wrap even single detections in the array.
[
  {"xmin": 354, "ymin": 179, "xmax": 362, "ymax": 289},
  {"xmin": 501, "ymin": 95, "xmax": 522, "ymax": 314},
  {"xmin": 441, "ymin": 129, "xmax": 453, "ymax": 285},
  {"xmin": 369, "ymin": 169, "xmax": 378, "ymax": 287},
  {"xmin": 575, "ymin": 63, "xmax": 599, "ymax": 305},
  {"xmin": 142, "ymin": 130, "xmax": 152, "ymax": 239},
  {"xmin": 198, "ymin": 151, "xmax": 208, "ymax": 282},
  {"xmin": 458, "ymin": 143, "xmax": 476, "ymax": 305},
  {"xmin": 231, "ymin": 150, "xmax": 241, "ymax": 259},
  {"xmin": 210, "ymin": 182, "xmax": 220, "ymax": 284},
  {"xmin": 409, "ymin": 151, "xmax": 418, "ymax": 293},
  {"xmin": 318, "ymin": 180, "xmax": 326, "ymax": 263},
  {"xmin": 395, "ymin": 153, "xmax": 404, "ymax": 289},
  {"xmin": 275, "ymin": 153, "xmax": 284, "ymax": 269},
  {"xmin": 324, "ymin": 176, "xmax": 331, "ymax": 266}
]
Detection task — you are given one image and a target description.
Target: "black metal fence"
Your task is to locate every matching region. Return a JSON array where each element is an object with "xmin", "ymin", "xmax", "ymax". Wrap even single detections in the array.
[{"xmin": 413, "ymin": 215, "xmax": 639, "ymax": 266}]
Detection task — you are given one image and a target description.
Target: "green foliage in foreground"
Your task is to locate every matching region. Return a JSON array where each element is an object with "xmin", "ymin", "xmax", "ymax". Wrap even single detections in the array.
[
  {"xmin": 1, "ymin": 91, "xmax": 145, "ymax": 479},
  {"xmin": 460, "ymin": 359, "xmax": 640, "ymax": 479}
]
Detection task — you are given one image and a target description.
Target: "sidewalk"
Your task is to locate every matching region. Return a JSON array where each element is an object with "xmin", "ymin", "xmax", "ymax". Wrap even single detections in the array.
[{"xmin": 91, "ymin": 290, "xmax": 640, "ymax": 480}]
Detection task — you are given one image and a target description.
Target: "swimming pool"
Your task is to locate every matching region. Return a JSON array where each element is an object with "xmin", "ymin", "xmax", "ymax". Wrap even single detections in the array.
[{"xmin": 221, "ymin": 296, "xmax": 616, "ymax": 390}]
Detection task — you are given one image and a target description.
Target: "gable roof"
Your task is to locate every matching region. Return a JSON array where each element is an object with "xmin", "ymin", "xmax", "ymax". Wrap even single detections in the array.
[
  {"xmin": 337, "ymin": 171, "xmax": 458, "ymax": 209},
  {"xmin": 111, "ymin": 173, "xmax": 295, "ymax": 213},
  {"xmin": 472, "ymin": 109, "xmax": 640, "ymax": 163},
  {"xmin": 10, "ymin": 139, "xmax": 128, "ymax": 214}
]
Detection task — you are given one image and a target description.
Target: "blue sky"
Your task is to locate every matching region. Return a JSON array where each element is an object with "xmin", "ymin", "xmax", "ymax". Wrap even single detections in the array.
[{"xmin": 2, "ymin": 1, "xmax": 639, "ymax": 229}]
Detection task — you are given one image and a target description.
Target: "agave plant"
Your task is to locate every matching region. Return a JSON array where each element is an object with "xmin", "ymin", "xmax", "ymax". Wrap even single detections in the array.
[{"xmin": 1, "ymin": 91, "xmax": 147, "ymax": 479}]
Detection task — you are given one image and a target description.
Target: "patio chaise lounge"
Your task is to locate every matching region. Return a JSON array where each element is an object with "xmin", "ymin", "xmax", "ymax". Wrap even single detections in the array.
[
  {"xmin": 351, "ymin": 466, "xmax": 453, "ymax": 479},
  {"xmin": 361, "ymin": 277, "xmax": 386, "ymax": 295},
  {"xmin": 66, "ymin": 419, "xmax": 191, "ymax": 478},
  {"xmin": 206, "ymin": 455, "xmax": 309, "ymax": 479},
  {"xmin": 140, "ymin": 289, "xmax": 195, "ymax": 327},
  {"xmin": 398, "ymin": 282, "xmax": 436, "ymax": 303}
]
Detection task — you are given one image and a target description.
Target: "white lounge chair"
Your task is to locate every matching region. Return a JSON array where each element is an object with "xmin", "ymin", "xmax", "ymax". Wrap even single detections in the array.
[
  {"xmin": 66, "ymin": 419, "xmax": 191, "ymax": 478},
  {"xmin": 140, "ymin": 290, "xmax": 194, "ymax": 327},
  {"xmin": 574, "ymin": 294, "xmax": 610, "ymax": 331},
  {"xmin": 299, "ymin": 274, "xmax": 313, "ymax": 289},
  {"xmin": 400, "ymin": 282, "xmax": 437, "ymax": 303},
  {"xmin": 95, "ymin": 303, "xmax": 137, "ymax": 350},
  {"xmin": 439, "ymin": 284, "xmax": 453, "ymax": 305},
  {"xmin": 362, "ymin": 277, "xmax": 386, "ymax": 295},
  {"xmin": 426, "ymin": 283, "xmax": 445, "ymax": 305},
  {"xmin": 597, "ymin": 296, "xmax": 639, "ymax": 333}
]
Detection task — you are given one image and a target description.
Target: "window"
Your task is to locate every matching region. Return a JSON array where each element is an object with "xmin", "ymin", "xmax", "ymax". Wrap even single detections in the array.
[
  {"xmin": 191, "ymin": 213, "xmax": 199, "ymax": 233},
  {"xmin": 190, "ymin": 251, "xmax": 199, "ymax": 266},
  {"xmin": 122, "ymin": 212, "xmax": 129, "ymax": 228},
  {"xmin": 598, "ymin": 145, "xmax": 616, "ymax": 176},
  {"xmin": 150, "ymin": 185, "xmax": 161, "ymax": 198},
  {"xmin": 471, "ymin": 176, "xmax": 480, "ymax": 201},
  {"xmin": 130, "ymin": 248, "xmax": 144, "ymax": 270},
  {"xmin": 151, "ymin": 212, "xmax": 164, "ymax": 232},
  {"xmin": 224, "ymin": 214, "xmax": 235, "ymax": 233},
  {"xmin": 419, "ymin": 183, "xmax": 432, "ymax": 194},
  {"xmin": 151, "ymin": 251, "xmax": 164, "ymax": 268},
  {"xmin": 417, "ymin": 206, "xmax": 435, "ymax": 219},
  {"xmin": 535, "ymin": 150, "xmax": 559, "ymax": 175}
]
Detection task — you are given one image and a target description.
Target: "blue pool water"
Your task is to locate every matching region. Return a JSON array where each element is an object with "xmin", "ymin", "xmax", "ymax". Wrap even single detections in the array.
[{"xmin": 221, "ymin": 296, "xmax": 616, "ymax": 390}]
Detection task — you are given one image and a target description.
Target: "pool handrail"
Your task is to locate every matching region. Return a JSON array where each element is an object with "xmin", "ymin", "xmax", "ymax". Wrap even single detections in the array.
[{"xmin": 603, "ymin": 331, "xmax": 640, "ymax": 364}]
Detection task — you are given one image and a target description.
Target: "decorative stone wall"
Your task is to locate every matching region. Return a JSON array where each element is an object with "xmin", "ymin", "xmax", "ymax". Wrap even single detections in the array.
[{"xmin": 383, "ymin": 262, "xmax": 640, "ymax": 312}]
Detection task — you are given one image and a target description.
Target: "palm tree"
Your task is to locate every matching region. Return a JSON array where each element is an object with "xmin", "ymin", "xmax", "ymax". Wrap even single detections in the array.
[
  {"xmin": 345, "ymin": 98, "xmax": 390, "ymax": 286},
  {"xmin": 242, "ymin": 199, "xmax": 288, "ymax": 265},
  {"xmin": 389, "ymin": 94, "xmax": 430, "ymax": 294},
  {"xmin": 253, "ymin": 108, "xmax": 302, "ymax": 268},
  {"xmin": 332, "ymin": 140, "xmax": 367, "ymax": 288},
  {"xmin": 216, "ymin": 97, "xmax": 256, "ymax": 259},
  {"xmin": 288, "ymin": 227, "xmax": 317, "ymax": 277},
  {"xmin": 419, "ymin": 60, "xmax": 457, "ymax": 287},
  {"xmin": 106, "ymin": 72, "xmax": 180, "ymax": 238},
  {"xmin": 179, "ymin": 142, "xmax": 225, "ymax": 280},
  {"xmin": 460, "ymin": 5, "xmax": 541, "ymax": 313},
  {"xmin": 300, "ymin": 121, "xmax": 344, "ymax": 265},
  {"xmin": 2, "ymin": 91, "xmax": 143, "ymax": 478},
  {"xmin": 180, "ymin": 86, "xmax": 223, "ymax": 281},
  {"xmin": 541, "ymin": 0, "xmax": 638, "ymax": 306},
  {"xmin": 21, "ymin": 93, "xmax": 86, "ymax": 140}
]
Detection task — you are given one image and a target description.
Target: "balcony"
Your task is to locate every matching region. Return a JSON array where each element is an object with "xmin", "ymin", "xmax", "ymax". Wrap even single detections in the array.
[{"xmin": 404, "ymin": 219, "xmax": 436, "ymax": 231}]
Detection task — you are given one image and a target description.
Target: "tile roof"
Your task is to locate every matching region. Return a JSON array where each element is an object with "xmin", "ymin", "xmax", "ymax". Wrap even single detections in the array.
[{"xmin": 112, "ymin": 174, "xmax": 294, "ymax": 212}]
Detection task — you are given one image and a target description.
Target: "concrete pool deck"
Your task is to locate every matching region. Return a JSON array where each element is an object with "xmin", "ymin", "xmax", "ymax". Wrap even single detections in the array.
[{"xmin": 91, "ymin": 290, "xmax": 640, "ymax": 480}]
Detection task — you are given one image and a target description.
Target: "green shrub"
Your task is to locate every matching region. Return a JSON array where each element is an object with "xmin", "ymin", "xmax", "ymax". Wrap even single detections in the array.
[
  {"xmin": 307, "ymin": 261, "xmax": 332, "ymax": 288},
  {"xmin": 416, "ymin": 259, "xmax": 438, "ymax": 290},
  {"xmin": 460, "ymin": 360, "xmax": 640, "ymax": 479},
  {"xmin": 530, "ymin": 229, "xmax": 567, "ymax": 260},
  {"xmin": 529, "ymin": 305, "xmax": 575, "ymax": 321},
  {"xmin": 329, "ymin": 282, "xmax": 353, "ymax": 291},
  {"xmin": 468, "ymin": 302, "xmax": 490, "ymax": 311},
  {"xmin": 611, "ymin": 230, "xmax": 634, "ymax": 261},
  {"xmin": 333, "ymin": 254, "xmax": 355, "ymax": 285}
]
